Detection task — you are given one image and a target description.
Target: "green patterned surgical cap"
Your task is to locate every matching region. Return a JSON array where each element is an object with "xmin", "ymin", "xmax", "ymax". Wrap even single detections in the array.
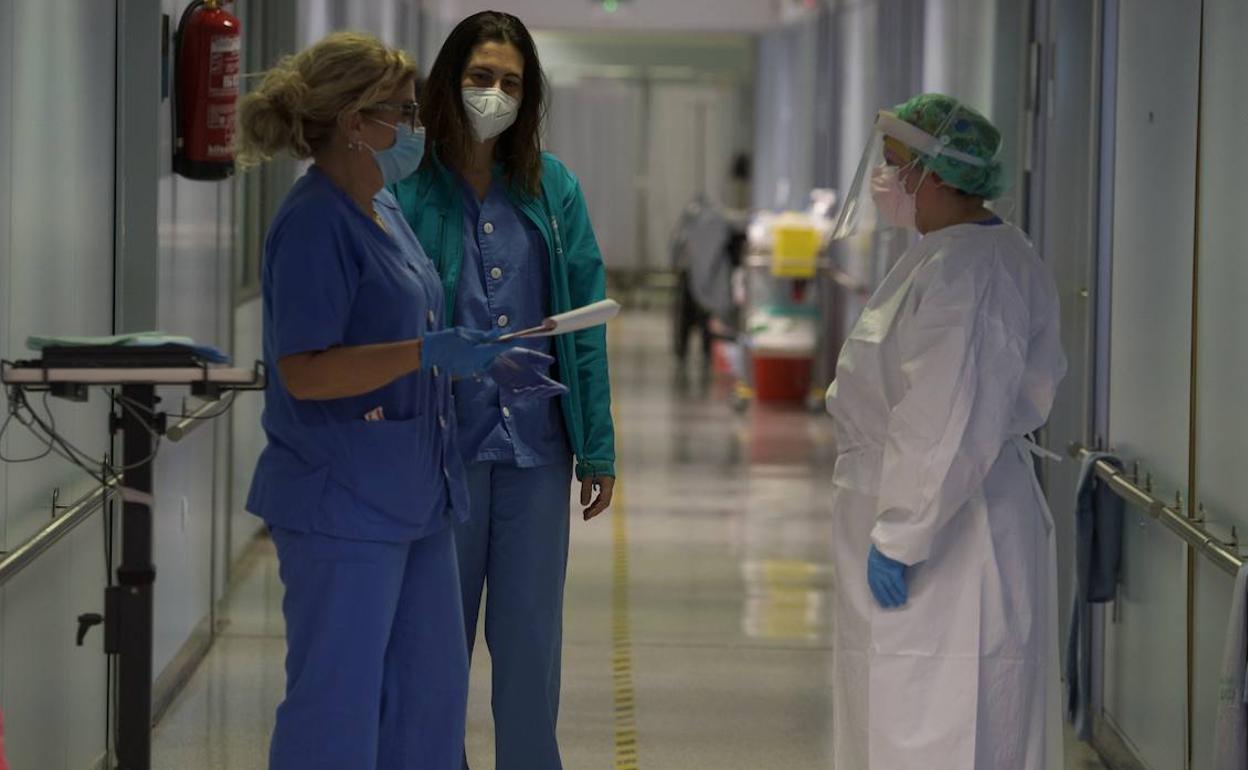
[{"xmin": 893, "ymin": 93, "xmax": 1006, "ymax": 200}]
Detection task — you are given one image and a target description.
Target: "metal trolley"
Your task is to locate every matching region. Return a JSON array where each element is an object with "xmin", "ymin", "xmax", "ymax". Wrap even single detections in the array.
[{"xmin": 731, "ymin": 237, "xmax": 873, "ymax": 414}]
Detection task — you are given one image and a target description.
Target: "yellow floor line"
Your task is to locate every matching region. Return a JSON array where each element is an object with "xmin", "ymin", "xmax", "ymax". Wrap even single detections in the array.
[
  {"xmin": 607, "ymin": 320, "xmax": 638, "ymax": 770},
  {"xmin": 611, "ymin": 488, "xmax": 638, "ymax": 770}
]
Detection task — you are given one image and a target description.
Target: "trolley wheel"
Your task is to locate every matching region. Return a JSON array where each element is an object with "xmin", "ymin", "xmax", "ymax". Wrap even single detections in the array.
[
  {"xmin": 732, "ymin": 383, "xmax": 753, "ymax": 414},
  {"xmin": 805, "ymin": 389, "xmax": 826, "ymax": 414}
]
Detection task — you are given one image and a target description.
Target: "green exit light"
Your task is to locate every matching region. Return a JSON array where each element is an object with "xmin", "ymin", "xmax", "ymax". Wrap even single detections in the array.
[{"xmin": 603, "ymin": 0, "xmax": 619, "ymax": 12}]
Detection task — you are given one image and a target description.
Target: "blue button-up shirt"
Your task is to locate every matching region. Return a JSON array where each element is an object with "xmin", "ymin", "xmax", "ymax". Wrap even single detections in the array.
[
  {"xmin": 247, "ymin": 167, "xmax": 469, "ymax": 542},
  {"xmin": 453, "ymin": 175, "xmax": 569, "ymax": 467}
]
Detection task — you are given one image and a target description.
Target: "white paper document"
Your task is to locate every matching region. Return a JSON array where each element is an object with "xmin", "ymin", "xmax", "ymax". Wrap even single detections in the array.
[{"xmin": 497, "ymin": 299, "xmax": 622, "ymax": 342}]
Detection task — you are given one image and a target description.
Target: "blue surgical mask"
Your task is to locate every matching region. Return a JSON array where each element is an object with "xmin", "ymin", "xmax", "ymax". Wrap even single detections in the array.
[{"xmin": 365, "ymin": 119, "xmax": 427, "ymax": 185}]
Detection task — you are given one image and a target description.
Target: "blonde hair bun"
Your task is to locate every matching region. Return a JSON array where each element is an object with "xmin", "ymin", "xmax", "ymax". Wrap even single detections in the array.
[{"xmin": 236, "ymin": 32, "xmax": 416, "ymax": 166}]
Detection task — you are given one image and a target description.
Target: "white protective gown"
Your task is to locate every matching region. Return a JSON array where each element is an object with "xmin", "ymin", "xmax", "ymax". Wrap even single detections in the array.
[{"xmin": 825, "ymin": 222, "xmax": 1067, "ymax": 770}]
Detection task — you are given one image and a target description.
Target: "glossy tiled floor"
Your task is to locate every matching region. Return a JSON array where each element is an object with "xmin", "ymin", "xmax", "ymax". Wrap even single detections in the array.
[{"xmin": 151, "ymin": 311, "xmax": 1108, "ymax": 769}]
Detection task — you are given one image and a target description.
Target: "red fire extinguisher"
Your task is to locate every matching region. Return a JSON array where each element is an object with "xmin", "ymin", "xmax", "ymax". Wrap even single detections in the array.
[
  {"xmin": 0, "ymin": 707, "xmax": 10, "ymax": 770},
  {"xmin": 174, "ymin": 0, "xmax": 241, "ymax": 180}
]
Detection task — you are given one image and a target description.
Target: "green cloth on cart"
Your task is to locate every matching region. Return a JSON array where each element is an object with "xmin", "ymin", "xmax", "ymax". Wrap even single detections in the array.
[{"xmin": 27, "ymin": 332, "xmax": 229, "ymax": 363}]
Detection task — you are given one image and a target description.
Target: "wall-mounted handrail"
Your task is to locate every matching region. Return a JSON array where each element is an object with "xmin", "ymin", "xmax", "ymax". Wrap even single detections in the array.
[
  {"xmin": 0, "ymin": 393, "xmax": 234, "ymax": 585},
  {"xmin": 166, "ymin": 397, "xmax": 231, "ymax": 443},
  {"xmin": 0, "ymin": 476, "xmax": 121, "ymax": 587},
  {"xmin": 1069, "ymin": 443, "xmax": 1244, "ymax": 577}
]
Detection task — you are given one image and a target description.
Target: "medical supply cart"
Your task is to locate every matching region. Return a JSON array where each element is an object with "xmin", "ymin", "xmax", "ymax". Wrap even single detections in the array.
[
  {"xmin": 2, "ymin": 348, "xmax": 264, "ymax": 770},
  {"xmin": 733, "ymin": 211, "xmax": 871, "ymax": 413}
]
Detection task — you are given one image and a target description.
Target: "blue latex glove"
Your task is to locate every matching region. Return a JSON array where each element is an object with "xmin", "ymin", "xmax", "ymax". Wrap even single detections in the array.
[
  {"xmin": 489, "ymin": 348, "xmax": 569, "ymax": 402},
  {"xmin": 867, "ymin": 545, "xmax": 909, "ymax": 609},
  {"xmin": 421, "ymin": 328, "xmax": 506, "ymax": 377}
]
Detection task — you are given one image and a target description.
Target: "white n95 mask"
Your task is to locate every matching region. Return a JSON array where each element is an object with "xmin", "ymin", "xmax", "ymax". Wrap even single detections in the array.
[
  {"xmin": 462, "ymin": 87, "xmax": 519, "ymax": 142},
  {"xmin": 870, "ymin": 165, "xmax": 918, "ymax": 231}
]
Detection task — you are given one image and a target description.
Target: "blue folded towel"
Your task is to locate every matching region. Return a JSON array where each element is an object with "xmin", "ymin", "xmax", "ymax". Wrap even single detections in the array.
[{"xmin": 1065, "ymin": 452, "xmax": 1124, "ymax": 741}]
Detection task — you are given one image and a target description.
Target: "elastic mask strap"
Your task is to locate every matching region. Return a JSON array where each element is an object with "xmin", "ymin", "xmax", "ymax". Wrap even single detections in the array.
[
  {"xmin": 369, "ymin": 117, "xmax": 400, "ymax": 133},
  {"xmin": 897, "ymin": 156, "xmax": 931, "ymax": 196},
  {"xmin": 991, "ymin": 194, "xmax": 1018, "ymax": 220}
]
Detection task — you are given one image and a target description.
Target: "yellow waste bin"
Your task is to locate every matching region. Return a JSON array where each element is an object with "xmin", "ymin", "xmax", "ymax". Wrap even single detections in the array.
[{"xmin": 771, "ymin": 218, "xmax": 820, "ymax": 279}]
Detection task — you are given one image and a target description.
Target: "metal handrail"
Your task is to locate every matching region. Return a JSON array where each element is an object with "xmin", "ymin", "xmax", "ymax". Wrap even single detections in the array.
[
  {"xmin": 1069, "ymin": 443, "xmax": 1244, "ymax": 577},
  {"xmin": 166, "ymin": 397, "xmax": 230, "ymax": 442},
  {"xmin": 0, "ymin": 393, "xmax": 232, "ymax": 584},
  {"xmin": 0, "ymin": 476, "xmax": 121, "ymax": 586}
]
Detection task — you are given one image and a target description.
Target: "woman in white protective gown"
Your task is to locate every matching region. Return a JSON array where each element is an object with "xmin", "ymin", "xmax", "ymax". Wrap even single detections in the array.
[{"xmin": 825, "ymin": 94, "xmax": 1067, "ymax": 770}]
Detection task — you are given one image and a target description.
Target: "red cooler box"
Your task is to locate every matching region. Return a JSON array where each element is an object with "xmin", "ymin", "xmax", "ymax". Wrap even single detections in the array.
[{"xmin": 753, "ymin": 355, "xmax": 812, "ymax": 402}]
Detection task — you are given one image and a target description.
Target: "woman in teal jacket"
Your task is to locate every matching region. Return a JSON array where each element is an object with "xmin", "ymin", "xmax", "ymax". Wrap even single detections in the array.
[{"xmin": 390, "ymin": 11, "xmax": 615, "ymax": 770}]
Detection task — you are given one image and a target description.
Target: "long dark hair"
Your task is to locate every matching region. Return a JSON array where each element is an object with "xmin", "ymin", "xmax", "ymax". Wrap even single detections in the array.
[{"xmin": 420, "ymin": 11, "xmax": 546, "ymax": 196}]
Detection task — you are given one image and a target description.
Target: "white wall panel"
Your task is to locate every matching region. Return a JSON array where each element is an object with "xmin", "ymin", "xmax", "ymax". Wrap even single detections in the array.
[
  {"xmin": 148, "ymin": 0, "xmax": 238, "ymax": 678},
  {"xmin": 923, "ymin": 0, "xmax": 997, "ymax": 116},
  {"xmin": 1102, "ymin": 2, "xmax": 1201, "ymax": 767},
  {"xmin": 752, "ymin": 20, "xmax": 818, "ymax": 212},
  {"xmin": 752, "ymin": 29, "xmax": 787, "ymax": 211},
  {"xmin": 532, "ymin": 31, "xmax": 752, "ymax": 271},
  {"xmin": 426, "ymin": 0, "xmax": 778, "ymax": 33},
  {"xmin": 344, "ymin": 0, "xmax": 402, "ymax": 47},
  {"xmin": 534, "ymin": 31, "xmax": 755, "ymax": 83},
  {"xmin": 1192, "ymin": 558, "xmax": 1235, "ymax": 770},
  {"xmin": 1103, "ymin": 524, "xmax": 1188, "ymax": 768},
  {"xmin": 298, "ymin": 0, "xmax": 337, "ymax": 47},
  {"xmin": 1033, "ymin": 0, "xmax": 1099, "ymax": 654},
  {"xmin": 835, "ymin": 2, "xmax": 878, "ymax": 204},
  {"xmin": 298, "ymin": 0, "xmax": 422, "ymax": 51},
  {"xmin": 0, "ymin": 0, "xmax": 12, "ymax": 665},
  {"xmin": 0, "ymin": 2, "xmax": 116, "ymax": 767},
  {"xmin": 922, "ymin": 0, "xmax": 1026, "ymax": 218},
  {"xmin": 1106, "ymin": 5, "xmax": 1198, "ymax": 496},
  {"xmin": 213, "ymin": 185, "xmax": 235, "ymax": 602},
  {"xmin": 646, "ymin": 83, "xmax": 747, "ymax": 269},
  {"xmin": 1191, "ymin": 1, "xmax": 1248, "ymax": 766},
  {"xmin": 230, "ymin": 300, "xmax": 265, "ymax": 565},
  {"xmin": 1192, "ymin": 0, "xmax": 1248, "ymax": 604},
  {"xmin": 831, "ymin": 1, "xmax": 882, "ymax": 307},
  {"xmin": 546, "ymin": 80, "xmax": 643, "ymax": 271}
]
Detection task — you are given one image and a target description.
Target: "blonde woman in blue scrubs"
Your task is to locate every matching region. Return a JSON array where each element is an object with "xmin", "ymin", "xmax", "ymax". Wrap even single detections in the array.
[{"xmin": 237, "ymin": 32, "xmax": 514, "ymax": 770}]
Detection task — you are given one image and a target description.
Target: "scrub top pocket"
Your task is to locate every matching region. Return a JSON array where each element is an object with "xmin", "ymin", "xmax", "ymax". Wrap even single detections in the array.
[
  {"xmin": 251, "ymin": 174, "xmax": 463, "ymax": 540},
  {"xmin": 326, "ymin": 417, "xmax": 441, "ymax": 529}
]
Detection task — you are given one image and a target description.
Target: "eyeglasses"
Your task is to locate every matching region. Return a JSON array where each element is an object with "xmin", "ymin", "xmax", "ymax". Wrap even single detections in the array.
[
  {"xmin": 882, "ymin": 136, "xmax": 914, "ymax": 167},
  {"xmin": 366, "ymin": 100, "xmax": 420, "ymax": 131}
]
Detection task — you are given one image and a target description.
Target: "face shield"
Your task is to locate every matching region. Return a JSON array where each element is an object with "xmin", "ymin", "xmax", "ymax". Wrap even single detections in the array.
[{"xmin": 831, "ymin": 106, "xmax": 991, "ymax": 241}]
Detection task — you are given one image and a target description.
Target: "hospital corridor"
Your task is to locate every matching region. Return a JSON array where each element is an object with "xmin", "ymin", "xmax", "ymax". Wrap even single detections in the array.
[
  {"xmin": 148, "ymin": 312, "xmax": 845, "ymax": 768},
  {"xmin": 1, "ymin": 1, "xmax": 1247, "ymax": 770},
  {"xmin": 145, "ymin": 311, "xmax": 1113, "ymax": 769}
]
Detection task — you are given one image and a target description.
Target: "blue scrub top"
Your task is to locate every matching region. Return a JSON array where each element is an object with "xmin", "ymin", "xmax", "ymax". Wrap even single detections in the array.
[
  {"xmin": 247, "ymin": 166, "xmax": 469, "ymax": 542},
  {"xmin": 452, "ymin": 175, "xmax": 570, "ymax": 468}
]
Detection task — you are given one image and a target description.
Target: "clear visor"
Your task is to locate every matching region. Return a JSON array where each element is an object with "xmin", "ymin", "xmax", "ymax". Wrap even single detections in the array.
[{"xmin": 831, "ymin": 109, "xmax": 984, "ymax": 241}]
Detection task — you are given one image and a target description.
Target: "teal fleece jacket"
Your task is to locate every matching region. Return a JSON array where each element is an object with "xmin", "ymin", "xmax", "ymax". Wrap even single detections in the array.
[{"xmin": 390, "ymin": 151, "xmax": 616, "ymax": 480}]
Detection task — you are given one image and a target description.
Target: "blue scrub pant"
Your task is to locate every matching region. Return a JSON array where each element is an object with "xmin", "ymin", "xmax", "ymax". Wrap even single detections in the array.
[
  {"xmin": 269, "ymin": 524, "xmax": 468, "ymax": 770},
  {"xmin": 456, "ymin": 460, "xmax": 572, "ymax": 770}
]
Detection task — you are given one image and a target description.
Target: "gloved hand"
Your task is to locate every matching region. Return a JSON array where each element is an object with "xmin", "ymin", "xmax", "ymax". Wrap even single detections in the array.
[
  {"xmin": 421, "ymin": 328, "xmax": 506, "ymax": 377},
  {"xmin": 489, "ymin": 348, "xmax": 569, "ymax": 402},
  {"xmin": 867, "ymin": 545, "xmax": 909, "ymax": 609}
]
